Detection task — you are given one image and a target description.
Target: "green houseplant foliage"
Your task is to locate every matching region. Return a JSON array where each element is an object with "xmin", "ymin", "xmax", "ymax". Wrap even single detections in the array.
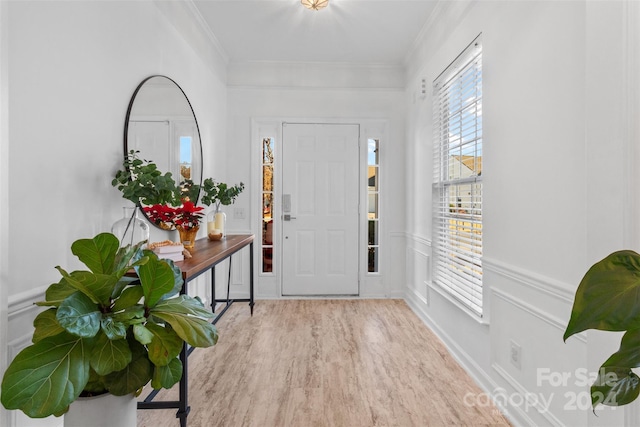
[
  {"xmin": 200, "ymin": 178, "xmax": 244, "ymax": 210},
  {"xmin": 564, "ymin": 250, "xmax": 640, "ymax": 409},
  {"xmin": 111, "ymin": 150, "xmax": 182, "ymax": 239},
  {"xmin": 112, "ymin": 150, "xmax": 178, "ymax": 207},
  {"xmin": 0, "ymin": 232, "xmax": 218, "ymax": 418}
]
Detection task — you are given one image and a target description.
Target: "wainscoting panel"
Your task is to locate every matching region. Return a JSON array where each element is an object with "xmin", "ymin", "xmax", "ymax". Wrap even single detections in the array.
[
  {"xmin": 8, "ymin": 287, "xmax": 63, "ymax": 427},
  {"xmin": 404, "ymin": 233, "xmax": 593, "ymax": 427},
  {"xmin": 486, "ymin": 262, "xmax": 589, "ymax": 427},
  {"xmin": 406, "ymin": 246, "xmax": 429, "ymax": 305},
  {"xmin": 490, "ymin": 287, "xmax": 587, "ymax": 427}
]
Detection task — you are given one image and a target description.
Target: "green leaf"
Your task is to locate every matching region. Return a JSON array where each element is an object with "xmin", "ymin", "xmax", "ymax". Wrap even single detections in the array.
[
  {"xmin": 101, "ymin": 336, "xmax": 151, "ymax": 395},
  {"xmin": 564, "ymin": 250, "xmax": 640, "ymax": 340},
  {"xmin": 59, "ymin": 270, "xmax": 118, "ymax": 307},
  {"xmin": 83, "ymin": 367, "xmax": 107, "ymax": 394},
  {"xmin": 103, "ymin": 353, "xmax": 153, "ymax": 396},
  {"xmin": 146, "ymin": 323, "xmax": 183, "ymax": 366},
  {"xmin": 100, "ymin": 316, "xmax": 128, "ymax": 340},
  {"xmin": 0, "ymin": 332, "xmax": 90, "ymax": 418},
  {"xmin": 201, "ymin": 179, "xmax": 244, "ymax": 207},
  {"xmin": 113, "ymin": 151, "xmax": 179, "ymax": 207},
  {"xmin": 56, "ymin": 292, "xmax": 101, "ymax": 338},
  {"xmin": 111, "ymin": 276, "xmax": 140, "ymax": 300},
  {"xmin": 151, "ymin": 297, "xmax": 218, "ymax": 348},
  {"xmin": 587, "ymin": 330, "xmax": 640, "ymax": 409},
  {"xmin": 153, "ymin": 295, "xmax": 214, "ymax": 318},
  {"xmin": 591, "ymin": 366, "xmax": 640, "ymax": 408},
  {"xmin": 113, "ymin": 240, "xmax": 146, "ymax": 276},
  {"xmin": 136, "ymin": 252, "xmax": 178, "ymax": 308},
  {"xmin": 32, "ymin": 308, "xmax": 65, "ymax": 343},
  {"xmin": 161, "ymin": 258, "xmax": 184, "ymax": 299},
  {"xmin": 56, "ymin": 266, "xmax": 117, "ymax": 307},
  {"xmin": 42, "ymin": 278, "xmax": 76, "ymax": 307},
  {"xmin": 601, "ymin": 329, "xmax": 640, "ymax": 369},
  {"xmin": 111, "ymin": 305, "xmax": 145, "ymax": 323},
  {"xmin": 133, "ymin": 324, "xmax": 154, "ymax": 345},
  {"xmin": 151, "ymin": 358, "xmax": 182, "ymax": 389},
  {"xmin": 129, "ymin": 333, "xmax": 149, "ymax": 359},
  {"xmin": 71, "ymin": 233, "xmax": 119, "ymax": 275},
  {"xmin": 112, "ymin": 285, "xmax": 144, "ymax": 312},
  {"xmin": 90, "ymin": 333, "xmax": 132, "ymax": 376}
]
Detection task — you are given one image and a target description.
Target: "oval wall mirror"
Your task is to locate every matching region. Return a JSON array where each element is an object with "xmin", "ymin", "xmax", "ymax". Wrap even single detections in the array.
[{"xmin": 124, "ymin": 75, "xmax": 203, "ymax": 229}]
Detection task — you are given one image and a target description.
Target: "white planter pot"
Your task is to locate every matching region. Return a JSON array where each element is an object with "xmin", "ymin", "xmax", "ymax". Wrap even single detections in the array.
[{"xmin": 64, "ymin": 393, "xmax": 137, "ymax": 427}]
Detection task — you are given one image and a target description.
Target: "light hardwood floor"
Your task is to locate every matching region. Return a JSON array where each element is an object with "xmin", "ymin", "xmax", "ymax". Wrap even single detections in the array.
[{"xmin": 137, "ymin": 299, "xmax": 510, "ymax": 427}]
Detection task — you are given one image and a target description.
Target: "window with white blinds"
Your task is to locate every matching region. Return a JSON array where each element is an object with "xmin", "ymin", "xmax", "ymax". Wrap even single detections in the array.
[{"xmin": 433, "ymin": 36, "xmax": 483, "ymax": 317}]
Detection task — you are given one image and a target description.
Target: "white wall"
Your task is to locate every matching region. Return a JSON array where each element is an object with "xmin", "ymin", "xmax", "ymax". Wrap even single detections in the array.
[
  {"xmin": 404, "ymin": 1, "xmax": 640, "ymax": 426},
  {"xmin": 2, "ymin": 1, "xmax": 227, "ymax": 425}
]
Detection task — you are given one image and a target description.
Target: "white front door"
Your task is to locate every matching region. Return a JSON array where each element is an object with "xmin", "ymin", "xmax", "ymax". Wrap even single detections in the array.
[{"xmin": 281, "ymin": 123, "xmax": 360, "ymax": 296}]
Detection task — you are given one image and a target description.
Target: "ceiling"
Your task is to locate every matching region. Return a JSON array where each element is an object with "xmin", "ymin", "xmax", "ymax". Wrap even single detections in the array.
[{"xmin": 192, "ymin": 0, "xmax": 439, "ymax": 66}]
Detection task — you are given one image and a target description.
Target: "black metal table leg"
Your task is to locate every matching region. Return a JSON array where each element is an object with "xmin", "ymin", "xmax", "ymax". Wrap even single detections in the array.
[
  {"xmin": 226, "ymin": 256, "xmax": 232, "ymax": 308},
  {"xmin": 177, "ymin": 342, "xmax": 190, "ymax": 426},
  {"xmin": 211, "ymin": 265, "xmax": 216, "ymax": 312},
  {"xmin": 249, "ymin": 242, "xmax": 254, "ymax": 315},
  {"xmin": 178, "ymin": 275, "xmax": 190, "ymax": 426}
]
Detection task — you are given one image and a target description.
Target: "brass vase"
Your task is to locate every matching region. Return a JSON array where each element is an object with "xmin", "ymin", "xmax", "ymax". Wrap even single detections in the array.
[{"xmin": 176, "ymin": 225, "xmax": 199, "ymax": 250}]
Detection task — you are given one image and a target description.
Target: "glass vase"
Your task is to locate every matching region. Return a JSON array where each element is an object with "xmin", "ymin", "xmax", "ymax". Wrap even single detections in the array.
[
  {"xmin": 177, "ymin": 225, "xmax": 199, "ymax": 250},
  {"xmin": 111, "ymin": 207, "xmax": 150, "ymax": 248},
  {"xmin": 206, "ymin": 207, "xmax": 226, "ymax": 240}
]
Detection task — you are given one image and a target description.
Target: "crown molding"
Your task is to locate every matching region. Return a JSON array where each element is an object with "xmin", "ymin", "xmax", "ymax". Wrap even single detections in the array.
[{"xmin": 182, "ymin": 0, "xmax": 229, "ymax": 64}]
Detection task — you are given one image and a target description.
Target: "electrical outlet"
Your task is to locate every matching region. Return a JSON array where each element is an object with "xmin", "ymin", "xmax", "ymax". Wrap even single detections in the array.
[
  {"xmin": 510, "ymin": 340, "xmax": 522, "ymax": 370},
  {"xmin": 233, "ymin": 207, "xmax": 245, "ymax": 219}
]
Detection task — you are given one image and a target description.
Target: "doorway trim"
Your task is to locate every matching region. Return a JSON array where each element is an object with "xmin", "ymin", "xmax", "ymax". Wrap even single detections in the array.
[{"xmin": 251, "ymin": 118, "xmax": 388, "ymax": 299}]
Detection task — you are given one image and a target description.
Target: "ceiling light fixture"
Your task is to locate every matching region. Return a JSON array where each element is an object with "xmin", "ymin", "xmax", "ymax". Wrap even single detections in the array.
[{"xmin": 301, "ymin": 0, "xmax": 329, "ymax": 11}]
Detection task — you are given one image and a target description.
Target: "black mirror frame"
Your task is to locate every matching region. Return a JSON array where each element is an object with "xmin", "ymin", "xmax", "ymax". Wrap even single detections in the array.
[{"xmin": 123, "ymin": 75, "xmax": 204, "ymax": 230}]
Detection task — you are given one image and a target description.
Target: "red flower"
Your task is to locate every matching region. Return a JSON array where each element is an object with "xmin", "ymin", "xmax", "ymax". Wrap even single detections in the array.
[
  {"xmin": 143, "ymin": 204, "xmax": 178, "ymax": 229},
  {"xmin": 143, "ymin": 202, "xmax": 203, "ymax": 231},
  {"xmin": 173, "ymin": 201, "xmax": 204, "ymax": 230}
]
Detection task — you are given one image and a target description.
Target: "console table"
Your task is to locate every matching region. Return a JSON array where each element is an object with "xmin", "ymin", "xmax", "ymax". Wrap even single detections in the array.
[{"xmin": 137, "ymin": 234, "xmax": 255, "ymax": 427}]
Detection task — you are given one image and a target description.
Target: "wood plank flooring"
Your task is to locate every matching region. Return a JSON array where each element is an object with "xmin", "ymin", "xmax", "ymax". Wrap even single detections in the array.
[{"xmin": 137, "ymin": 299, "xmax": 510, "ymax": 427}]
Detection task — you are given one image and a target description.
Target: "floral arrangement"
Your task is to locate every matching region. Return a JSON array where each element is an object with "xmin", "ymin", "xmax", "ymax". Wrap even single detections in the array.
[
  {"xmin": 143, "ymin": 200, "xmax": 204, "ymax": 231},
  {"xmin": 113, "ymin": 152, "xmax": 243, "ymax": 236},
  {"xmin": 142, "ymin": 203, "xmax": 177, "ymax": 230},
  {"xmin": 173, "ymin": 201, "xmax": 205, "ymax": 230}
]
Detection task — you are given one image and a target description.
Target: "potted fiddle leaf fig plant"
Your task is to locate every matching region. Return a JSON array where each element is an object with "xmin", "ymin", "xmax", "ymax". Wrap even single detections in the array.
[
  {"xmin": 0, "ymin": 232, "xmax": 218, "ymax": 421},
  {"xmin": 564, "ymin": 250, "xmax": 640, "ymax": 409}
]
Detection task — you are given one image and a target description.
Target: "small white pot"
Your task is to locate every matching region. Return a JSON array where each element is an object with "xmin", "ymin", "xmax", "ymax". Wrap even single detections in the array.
[{"xmin": 64, "ymin": 393, "xmax": 137, "ymax": 427}]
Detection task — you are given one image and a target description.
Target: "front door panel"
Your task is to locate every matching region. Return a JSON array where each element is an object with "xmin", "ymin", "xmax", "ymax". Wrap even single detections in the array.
[{"xmin": 281, "ymin": 123, "xmax": 360, "ymax": 295}]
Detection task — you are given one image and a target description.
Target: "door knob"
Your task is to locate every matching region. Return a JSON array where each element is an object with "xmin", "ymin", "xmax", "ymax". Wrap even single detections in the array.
[{"xmin": 283, "ymin": 214, "xmax": 297, "ymax": 221}]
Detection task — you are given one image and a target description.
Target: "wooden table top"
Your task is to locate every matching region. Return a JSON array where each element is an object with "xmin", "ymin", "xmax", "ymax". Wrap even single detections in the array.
[{"xmin": 175, "ymin": 234, "xmax": 254, "ymax": 280}]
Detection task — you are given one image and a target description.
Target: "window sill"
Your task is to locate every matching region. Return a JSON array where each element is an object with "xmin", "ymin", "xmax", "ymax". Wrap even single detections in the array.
[{"xmin": 428, "ymin": 280, "xmax": 489, "ymax": 326}]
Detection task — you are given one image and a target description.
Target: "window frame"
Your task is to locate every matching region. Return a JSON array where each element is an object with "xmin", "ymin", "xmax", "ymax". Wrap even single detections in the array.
[{"xmin": 432, "ymin": 35, "xmax": 484, "ymax": 317}]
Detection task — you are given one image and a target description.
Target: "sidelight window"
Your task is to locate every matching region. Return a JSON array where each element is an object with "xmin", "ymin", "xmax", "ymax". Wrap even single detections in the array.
[
  {"xmin": 262, "ymin": 137, "xmax": 275, "ymax": 273},
  {"xmin": 367, "ymin": 138, "xmax": 380, "ymax": 273}
]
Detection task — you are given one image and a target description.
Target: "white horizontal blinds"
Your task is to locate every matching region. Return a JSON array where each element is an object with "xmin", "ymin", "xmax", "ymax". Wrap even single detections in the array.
[{"xmin": 433, "ymin": 37, "xmax": 483, "ymax": 317}]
